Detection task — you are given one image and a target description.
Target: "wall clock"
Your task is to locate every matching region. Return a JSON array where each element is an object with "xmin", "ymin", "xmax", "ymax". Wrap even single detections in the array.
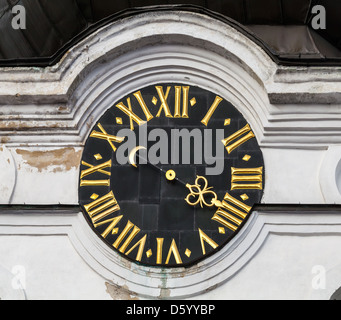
[{"xmin": 79, "ymin": 83, "xmax": 265, "ymax": 268}]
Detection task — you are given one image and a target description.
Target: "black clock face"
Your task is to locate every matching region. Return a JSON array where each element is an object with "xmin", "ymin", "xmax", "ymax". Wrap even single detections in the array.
[{"xmin": 79, "ymin": 83, "xmax": 265, "ymax": 268}]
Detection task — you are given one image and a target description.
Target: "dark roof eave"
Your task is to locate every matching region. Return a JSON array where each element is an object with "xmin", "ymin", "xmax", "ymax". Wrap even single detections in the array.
[{"xmin": 0, "ymin": 4, "xmax": 340, "ymax": 67}]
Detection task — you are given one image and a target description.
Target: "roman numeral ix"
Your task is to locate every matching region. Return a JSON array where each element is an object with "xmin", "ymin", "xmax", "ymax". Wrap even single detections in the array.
[{"xmin": 80, "ymin": 159, "xmax": 112, "ymax": 187}]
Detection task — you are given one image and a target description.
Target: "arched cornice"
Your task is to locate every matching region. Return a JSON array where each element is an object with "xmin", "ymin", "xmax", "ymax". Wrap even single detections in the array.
[{"xmin": 0, "ymin": 10, "xmax": 340, "ymax": 148}]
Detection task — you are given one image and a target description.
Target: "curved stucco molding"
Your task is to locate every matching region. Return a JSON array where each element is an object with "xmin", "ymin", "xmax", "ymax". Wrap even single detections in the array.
[
  {"xmin": 0, "ymin": 11, "xmax": 272, "ymax": 147},
  {"xmin": 319, "ymin": 146, "xmax": 341, "ymax": 204},
  {"xmin": 1, "ymin": 208, "xmax": 341, "ymax": 299},
  {"xmin": 0, "ymin": 10, "xmax": 339, "ymax": 206},
  {"xmin": 0, "ymin": 11, "xmax": 275, "ymax": 96},
  {"xmin": 0, "ymin": 10, "xmax": 340, "ymax": 148}
]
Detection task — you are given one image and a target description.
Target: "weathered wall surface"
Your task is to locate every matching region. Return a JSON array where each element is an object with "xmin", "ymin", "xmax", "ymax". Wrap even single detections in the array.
[{"xmin": 0, "ymin": 11, "xmax": 341, "ymax": 300}]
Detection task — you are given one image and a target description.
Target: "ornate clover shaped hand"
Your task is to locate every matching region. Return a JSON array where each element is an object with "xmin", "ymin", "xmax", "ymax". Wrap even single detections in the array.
[{"xmin": 185, "ymin": 176, "xmax": 218, "ymax": 208}]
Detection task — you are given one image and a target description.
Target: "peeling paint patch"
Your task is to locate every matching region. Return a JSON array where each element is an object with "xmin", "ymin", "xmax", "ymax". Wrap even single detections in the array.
[
  {"xmin": 105, "ymin": 283, "xmax": 139, "ymax": 301},
  {"xmin": 15, "ymin": 148, "xmax": 82, "ymax": 172},
  {"xmin": 0, "ymin": 145, "xmax": 16, "ymax": 204},
  {"xmin": 0, "ymin": 137, "xmax": 10, "ymax": 144},
  {"xmin": 159, "ymin": 288, "xmax": 171, "ymax": 299}
]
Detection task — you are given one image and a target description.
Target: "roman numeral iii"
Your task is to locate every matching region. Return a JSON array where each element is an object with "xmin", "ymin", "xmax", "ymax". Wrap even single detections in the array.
[{"xmin": 231, "ymin": 167, "xmax": 263, "ymax": 190}]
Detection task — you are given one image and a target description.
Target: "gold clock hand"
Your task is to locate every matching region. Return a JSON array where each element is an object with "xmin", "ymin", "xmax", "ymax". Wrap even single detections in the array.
[{"xmin": 184, "ymin": 176, "xmax": 218, "ymax": 208}]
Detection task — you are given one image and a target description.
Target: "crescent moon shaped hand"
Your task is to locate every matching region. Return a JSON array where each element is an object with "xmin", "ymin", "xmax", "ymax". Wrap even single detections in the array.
[{"xmin": 129, "ymin": 146, "xmax": 147, "ymax": 168}]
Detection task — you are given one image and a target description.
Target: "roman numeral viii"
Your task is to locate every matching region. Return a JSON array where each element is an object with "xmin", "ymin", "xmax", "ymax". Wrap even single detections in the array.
[
  {"xmin": 112, "ymin": 221, "xmax": 147, "ymax": 262},
  {"xmin": 84, "ymin": 192, "xmax": 147, "ymax": 262}
]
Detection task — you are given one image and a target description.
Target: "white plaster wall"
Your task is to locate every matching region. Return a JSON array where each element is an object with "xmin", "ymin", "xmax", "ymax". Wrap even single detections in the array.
[
  {"xmin": 196, "ymin": 234, "xmax": 341, "ymax": 300},
  {"xmin": 262, "ymin": 148, "xmax": 327, "ymax": 204},
  {"xmin": 0, "ymin": 11, "xmax": 340, "ymax": 206},
  {"xmin": 0, "ymin": 236, "xmax": 111, "ymax": 300},
  {"xmin": 7, "ymin": 147, "xmax": 82, "ymax": 205},
  {"xmin": 0, "ymin": 11, "xmax": 341, "ymax": 300},
  {"xmin": 0, "ymin": 211, "xmax": 340, "ymax": 300},
  {"xmin": 4, "ymin": 146, "xmax": 340, "ymax": 206},
  {"xmin": 1, "ymin": 229, "xmax": 340, "ymax": 300}
]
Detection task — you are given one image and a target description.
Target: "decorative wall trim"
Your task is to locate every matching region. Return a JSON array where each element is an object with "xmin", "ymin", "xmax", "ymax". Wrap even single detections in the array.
[
  {"xmin": 319, "ymin": 146, "xmax": 341, "ymax": 204},
  {"xmin": 0, "ymin": 11, "xmax": 340, "ymax": 148},
  {"xmin": 1, "ymin": 206, "xmax": 341, "ymax": 299}
]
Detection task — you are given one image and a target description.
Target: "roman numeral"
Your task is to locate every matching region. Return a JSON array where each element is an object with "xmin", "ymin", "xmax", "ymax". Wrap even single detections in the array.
[
  {"xmin": 231, "ymin": 167, "xmax": 263, "ymax": 190},
  {"xmin": 96, "ymin": 215, "xmax": 123, "ymax": 239},
  {"xmin": 116, "ymin": 99, "xmax": 145, "ymax": 130},
  {"xmin": 133, "ymin": 91, "xmax": 154, "ymax": 122},
  {"xmin": 156, "ymin": 238, "xmax": 164, "ymax": 265},
  {"xmin": 201, "ymin": 96, "xmax": 223, "ymax": 126},
  {"xmin": 83, "ymin": 191, "xmax": 120, "ymax": 225},
  {"xmin": 174, "ymin": 86, "xmax": 190, "ymax": 118},
  {"xmin": 198, "ymin": 229, "xmax": 218, "ymax": 255},
  {"xmin": 80, "ymin": 159, "xmax": 111, "ymax": 187},
  {"xmin": 165, "ymin": 239, "xmax": 183, "ymax": 265},
  {"xmin": 95, "ymin": 216, "xmax": 147, "ymax": 262},
  {"xmin": 116, "ymin": 91, "xmax": 153, "ymax": 131},
  {"xmin": 125, "ymin": 234, "xmax": 147, "ymax": 262},
  {"xmin": 155, "ymin": 86, "xmax": 191, "ymax": 118},
  {"xmin": 90, "ymin": 123, "xmax": 125, "ymax": 152},
  {"xmin": 212, "ymin": 192, "xmax": 251, "ymax": 232},
  {"xmin": 113, "ymin": 221, "xmax": 144, "ymax": 257},
  {"xmin": 156, "ymin": 238, "xmax": 182, "ymax": 265},
  {"xmin": 155, "ymin": 86, "xmax": 173, "ymax": 118},
  {"xmin": 222, "ymin": 124, "xmax": 255, "ymax": 154}
]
